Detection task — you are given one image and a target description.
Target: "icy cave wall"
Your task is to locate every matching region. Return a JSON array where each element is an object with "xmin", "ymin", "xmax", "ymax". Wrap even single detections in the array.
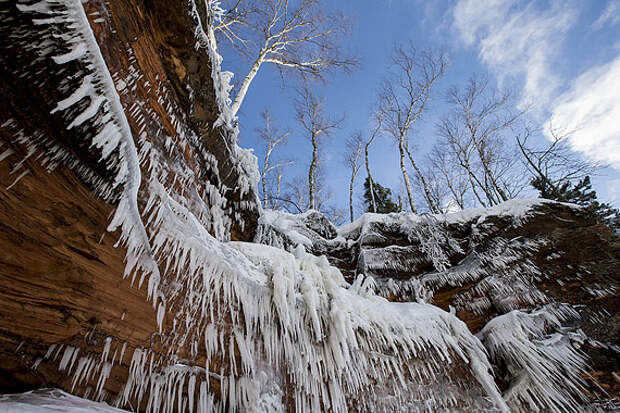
[
  {"xmin": 0, "ymin": 0, "xmax": 257, "ymax": 403},
  {"xmin": 0, "ymin": 2, "xmax": 512, "ymax": 411}
]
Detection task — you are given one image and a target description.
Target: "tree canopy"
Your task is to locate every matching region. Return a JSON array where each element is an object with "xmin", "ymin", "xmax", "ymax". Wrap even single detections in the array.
[{"xmin": 532, "ymin": 175, "xmax": 619, "ymax": 233}]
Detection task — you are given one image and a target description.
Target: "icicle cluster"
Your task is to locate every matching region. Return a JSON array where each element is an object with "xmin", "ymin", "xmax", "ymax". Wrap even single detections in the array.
[
  {"xmin": 258, "ymin": 201, "xmax": 610, "ymax": 412},
  {"xmin": 6, "ymin": 1, "xmax": 611, "ymax": 412},
  {"xmin": 477, "ymin": 304, "xmax": 590, "ymax": 412}
]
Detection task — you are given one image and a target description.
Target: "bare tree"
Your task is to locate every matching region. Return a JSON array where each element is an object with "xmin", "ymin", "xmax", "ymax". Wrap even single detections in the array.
[
  {"xmin": 285, "ymin": 176, "xmax": 309, "ymax": 212},
  {"xmin": 295, "ymin": 86, "xmax": 343, "ymax": 210},
  {"xmin": 345, "ymin": 131, "xmax": 364, "ymax": 222},
  {"xmin": 516, "ymin": 123, "xmax": 599, "ymax": 196},
  {"xmin": 256, "ymin": 109, "xmax": 294, "ymax": 208},
  {"xmin": 322, "ymin": 204, "xmax": 347, "ymax": 226},
  {"xmin": 364, "ymin": 112, "xmax": 383, "ymax": 213},
  {"xmin": 212, "ymin": 0, "xmax": 257, "ymax": 46},
  {"xmin": 436, "ymin": 75, "xmax": 527, "ymax": 207},
  {"xmin": 378, "ymin": 43, "xmax": 447, "ymax": 213},
  {"xmin": 427, "ymin": 143, "xmax": 471, "ymax": 210},
  {"xmin": 216, "ymin": 0, "xmax": 357, "ymax": 117},
  {"xmin": 263, "ymin": 165, "xmax": 288, "ymax": 209},
  {"xmin": 283, "ymin": 171, "xmax": 333, "ymax": 214}
]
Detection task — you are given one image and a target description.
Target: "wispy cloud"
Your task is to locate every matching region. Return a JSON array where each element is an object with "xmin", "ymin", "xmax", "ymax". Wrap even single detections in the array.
[
  {"xmin": 593, "ymin": 0, "xmax": 620, "ymax": 30},
  {"xmin": 546, "ymin": 55, "xmax": 620, "ymax": 169},
  {"xmin": 451, "ymin": 0, "xmax": 620, "ymax": 183},
  {"xmin": 452, "ymin": 0, "xmax": 578, "ymax": 108}
]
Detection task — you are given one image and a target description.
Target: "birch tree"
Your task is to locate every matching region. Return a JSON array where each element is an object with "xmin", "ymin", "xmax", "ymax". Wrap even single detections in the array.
[
  {"xmin": 216, "ymin": 0, "xmax": 356, "ymax": 117},
  {"xmin": 345, "ymin": 132, "xmax": 364, "ymax": 222},
  {"xmin": 427, "ymin": 143, "xmax": 471, "ymax": 210},
  {"xmin": 256, "ymin": 109, "xmax": 294, "ymax": 208},
  {"xmin": 437, "ymin": 76, "xmax": 527, "ymax": 206},
  {"xmin": 378, "ymin": 44, "xmax": 447, "ymax": 213},
  {"xmin": 295, "ymin": 86, "xmax": 343, "ymax": 210},
  {"xmin": 364, "ymin": 112, "xmax": 383, "ymax": 213},
  {"xmin": 212, "ymin": 0, "xmax": 257, "ymax": 46},
  {"xmin": 516, "ymin": 123, "xmax": 599, "ymax": 197}
]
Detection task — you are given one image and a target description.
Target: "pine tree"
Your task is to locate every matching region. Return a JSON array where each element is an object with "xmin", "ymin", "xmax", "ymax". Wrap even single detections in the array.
[
  {"xmin": 363, "ymin": 177, "xmax": 401, "ymax": 213},
  {"xmin": 532, "ymin": 176, "xmax": 620, "ymax": 233}
]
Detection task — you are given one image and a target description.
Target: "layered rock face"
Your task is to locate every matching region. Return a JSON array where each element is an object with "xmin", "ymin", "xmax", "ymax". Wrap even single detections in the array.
[
  {"xmin": 0, "ymin": 0, "xmax": 618, "ymax": 412},
  {"xmin": 258, "ymin": 201, "xmax": 620, "ymax": 411},
  {"xmin": 0, "ymin": 0, "xmax": 259, "ymax": 407}
]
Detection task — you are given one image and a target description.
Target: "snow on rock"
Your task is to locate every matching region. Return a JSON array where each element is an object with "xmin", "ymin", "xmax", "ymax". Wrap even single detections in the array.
[
  {"xmin": 255, "ymin": 200, "xmax": 617, "ymax": 411},
  {"xmin": 0, "ymin": 389, "xmax": 129, "ymax": 413},
  {"xmin": 255, "ymin": 209, "xmax": 341, "ymax": 251},
  {"xmin": 333, "ymin": 199, "xmax": 578, "ymax": 312},
  {"xmin": 338, "ymin": 198, "xmax": 560, "ymax": 241},
  {"xmin": 189, "ymin": 0, "xmax": 237, "ymax": 132}
]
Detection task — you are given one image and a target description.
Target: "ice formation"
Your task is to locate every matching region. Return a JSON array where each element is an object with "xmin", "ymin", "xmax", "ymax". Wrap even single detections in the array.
[
  {"xmin": 2, "ymin": 0, "xmax": 613, "ymax": 412},
  {"xmin": 256, "ymin": 200, "xmax": 616, "ymax": 411},
  {"xmin": 478, "ymin": 304, "xmax": 589, "ymax": 412}
]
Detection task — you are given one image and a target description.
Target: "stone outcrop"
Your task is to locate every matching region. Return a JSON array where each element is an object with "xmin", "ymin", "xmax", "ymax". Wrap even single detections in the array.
[
  {"xmin": 258, "ymin": 202, "xmax": 620, "ymax": 410},
  {"xmin": 0, "ymin": 0, "xmax": 258, "ymax": 404}
]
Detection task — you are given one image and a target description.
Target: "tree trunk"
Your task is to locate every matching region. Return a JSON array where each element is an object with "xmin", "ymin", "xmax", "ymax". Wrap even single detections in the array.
[
  {"xmin": 262, "ymin": 159, "xmax": 269, "ymax": 209},
  {"xmin": 405, "ymin": 146, "xmax": 438, "ymax": 213},
  {"xmin": 308, "ymin": 133, "xmax": 318, "ymax": 210},
  {"xmin": 230, "ymin": 54, "xmax": 264, "ymax": 118},
  {"xmin": 473, "ymin": 138, "xmax": 508, "ymax": 203},
  {"xmin": 349, "ymin": 171, "xmax": 355, "ymax": 222},
  {"xmin": 274, "ymin": 169, "xmax": 283, "ymax": 209},
  {"xmin": 365, "ymin": 144, "xmax": 376, "ymax": 213},
  {"xmin": 455, "ymin": 150, "xmax": 488, "ymax": 208},
  {"xmin": 399, "ymin": 138, "xmax": 416, "ymax": 213},
  {"xmin": 364, "ymin": 119, "xmax": 382, "ymax": 213}
]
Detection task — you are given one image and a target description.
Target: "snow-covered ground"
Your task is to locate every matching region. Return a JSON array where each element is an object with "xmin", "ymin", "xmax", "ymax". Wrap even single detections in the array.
[{"xmin": 0, "ymin": 389, "xmax": 129, "ymax": 413}]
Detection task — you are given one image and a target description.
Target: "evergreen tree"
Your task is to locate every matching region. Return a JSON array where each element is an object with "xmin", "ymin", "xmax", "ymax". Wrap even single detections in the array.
[
  {"xmin": 532, "ymin": 176, "xmax": 620, "ymax": 233},
  {"xmin": 363, "ymin": 177, "xmax": 401, "ymax": 213}
]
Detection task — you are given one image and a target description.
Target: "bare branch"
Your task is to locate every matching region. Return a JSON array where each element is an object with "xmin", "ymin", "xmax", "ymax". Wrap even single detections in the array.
[
  {"xmin": 345, "ymin": 131, "xmax": 364, "ymax": 222},
  {"xmin": 516, "ymin": 122, "xmax": 600, "ymax": 197},
  {"xmin": 217, "ymin": 0, "xmax": 358, "ymax": 116},
  {"xmin": 256, "ymin": 108, "xmax": 294, "ymax": 208},
  {"xmin": 364, "ymin": 111, "xmax": 384, "ymax": 213},
  {"xmin": 295, "ymin": 85, "xmax": 343, "ymax": 210},
  {"xmin": 378, "ymin": 43, "xmax": 448, "ymax": 212},
  {"xmin": 435, "ymin": 74, "xmax": 527, "ymax": 207}
]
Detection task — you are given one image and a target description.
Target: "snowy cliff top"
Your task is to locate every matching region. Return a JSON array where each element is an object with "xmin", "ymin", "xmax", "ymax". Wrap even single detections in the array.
[{"xmin": 338, "ymin": 198, "xmax": 578, "ymax": 239}]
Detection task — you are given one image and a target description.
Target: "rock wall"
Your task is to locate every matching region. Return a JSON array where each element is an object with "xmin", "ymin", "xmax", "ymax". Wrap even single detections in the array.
[
  {"xmin": 0, "ymin": 0, "xmax": 258, "ymax": 404},
  {"xmin": 257, "ymin": 201, "xmax": 620, "ymax": 411}
]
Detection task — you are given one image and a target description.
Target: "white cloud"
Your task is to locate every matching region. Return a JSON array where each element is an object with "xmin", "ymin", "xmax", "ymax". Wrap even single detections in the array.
[
  {"xmin": 546, "ymin": 55, "xmax": 620, "ymax": 169},
  {"xmin": 593, "ymin": 0, "xmax": 620, "ymax": 30},
  {"xmin": 452, "ymin": 0, "xmax": 578, "ymax": 108}
]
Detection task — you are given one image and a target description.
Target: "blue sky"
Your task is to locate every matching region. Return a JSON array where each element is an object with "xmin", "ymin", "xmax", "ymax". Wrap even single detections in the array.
[{"xmin": 219, "ymin": 0, "xmax": 620, "ymax": 216}]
